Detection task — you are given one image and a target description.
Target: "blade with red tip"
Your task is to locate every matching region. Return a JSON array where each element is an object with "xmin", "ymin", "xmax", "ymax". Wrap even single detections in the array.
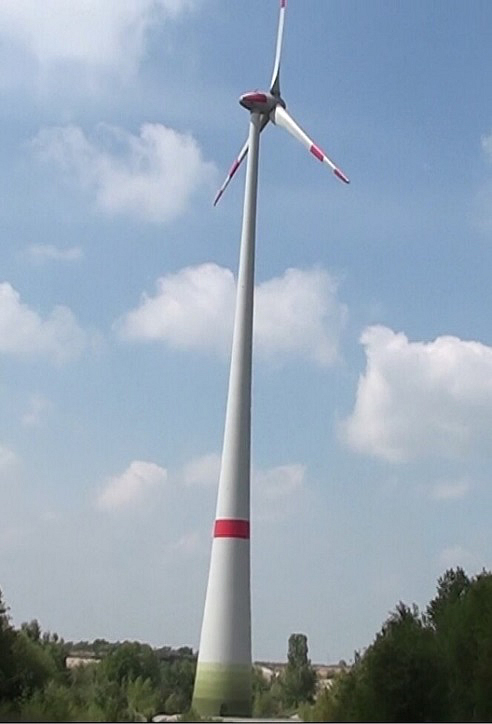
[
  {"xmin": 271, "ymin": 104, "xmax": 350, "ymax": 184},
  {"xmin": 270, "ymin": 0, "xmax": 287, "ymax": 96},
  {"xmin": 213, "ymin": 138, "xmax": 249, "ymax": 206},
  {"xmin": 213, "ymin": 116, "xmax": 270, "ymax": 206}
]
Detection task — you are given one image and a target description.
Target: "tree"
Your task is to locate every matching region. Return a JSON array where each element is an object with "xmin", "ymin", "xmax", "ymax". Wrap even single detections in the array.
[
  {"xmin": 21, "ymin": 619, "xmax": 41, "ymax": 643},
  {"xmin": 127, "ymin": 676, "xmax": 159, "ymax": 721},
  {"xmin": 434, "ymin": 569, "xmax": 492, "ymax": 721},
  {"xmin": 358, "ymin": 602, "xmax": 447, "ymax": 722},
  {"xmin": 99, "ymin": 641, "xmax": 160, "ymax": 688},
  {"xmin": 427, "ymin": 567, "xmax": 470, "ymax": 627},
  {"xmin": 11, "ymin": 631, "xmax": 57, "ymax": 698},
  {"xmin": 281, "ymin": 633, "xmax": 317, "ymax": 709},
  {"xmin": 0, "ymin": 588, "xmax": 16, "ymax": 702}
]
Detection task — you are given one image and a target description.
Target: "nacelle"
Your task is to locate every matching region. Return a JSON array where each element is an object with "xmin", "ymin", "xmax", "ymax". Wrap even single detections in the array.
[{"xmin": 239, "ymin": 90, "xmax": 285, "ymax": 114}]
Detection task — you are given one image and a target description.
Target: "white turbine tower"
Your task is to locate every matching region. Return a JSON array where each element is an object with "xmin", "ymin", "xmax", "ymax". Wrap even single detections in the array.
[{"xmin": 192, "ymin": 1, "xmax": 349, "ymax": 717}]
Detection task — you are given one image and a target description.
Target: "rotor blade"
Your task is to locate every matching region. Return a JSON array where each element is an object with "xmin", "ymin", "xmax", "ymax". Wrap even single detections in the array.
[
  {"xmin": 270, "ymin": 0, "xmax": 287, "ymax": 96},
  {"xmin": 271, "ymin": 105, "xmax": 350, "ymax": 184},
  {"xmin": 213, "ymin": 116, "xmax": 270, "ymax": 206},
  {"xmin": 213, "ymin": 138, "xmax": 249, "ymax": 206}
]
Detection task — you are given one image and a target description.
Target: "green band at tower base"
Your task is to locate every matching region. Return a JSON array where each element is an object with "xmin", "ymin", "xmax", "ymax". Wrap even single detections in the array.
[{"xmin": 192, "ymin": 662, "xmax": 252, "ymax": 718}]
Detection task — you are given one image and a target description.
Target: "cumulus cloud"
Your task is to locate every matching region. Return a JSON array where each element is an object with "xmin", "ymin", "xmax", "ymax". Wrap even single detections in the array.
[
  {"xmin": 0, "ymin": 0, "xmax": 196, "ymax": 74},
  {"xmin": 183, "ymin": 453, "xmax": 221, "ymax": 488},
  {"xmin": 481, "ymin": 132, "xmax": 492, "ymax": 159},
  {"xmin": 21, "ymin": 394, "xmax": 52, "ymax": 427},
  {"xmin": 254, "ymin": 268, "xmax": 346, "ymax": 365},
  {"xmin": 181, "ymin": 453, "xmax": 305, "ymax": 507},
  {"xmin": 119, "ymin": 263, "xmax": 346, "ymax": 365},
  {"xmin": 438, "ymin": 545, "xmax": 478, "ymax": 571},
  {"xmin": 0, "ymin": 282, "xmax": 87, "ymax": 363},
  {"xmin": 96, "ymin": 460, "xmax": 167, "ymax": 511},
  {"xmin": 253, "ymin": 463, "xmax": 306, "ymax": 523},
  {"xmin": 342, "ymin": 326, "xmax": 492, "ymax": 462},
  {"xmin": 431, "ymin": 479, "xmax": 471, "ymax": 501},
  {"xmin": 33, "ymin": 123, "xmax": 215, "ymax": 224},
  {"xmin": 474, "ymin": 132, "xmax": 492, "ymax": 230},
  {"xmin": 120, "ymin": 263, "xmax": 235, "ymax": 353},
  {"xmin": 27, "ymin": 244, "xmax": 83, "ymax": 262},
  {"xmin": 168, "ymin": 531, "xmax": 202, "ymax": 556},
  {"xmin": 255, "ymin": 464, "xmax": 305, "ymax": 501},
  {"xmin": 0, "ymin": 444, "xmax": 18, "ymax": 472}
]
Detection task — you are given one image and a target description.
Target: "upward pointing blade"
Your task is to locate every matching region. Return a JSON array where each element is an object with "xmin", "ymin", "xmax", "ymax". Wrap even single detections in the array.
[
  {"xmin": 270, "ymin": 0, "xmax": 287, "ymax": 96},
  {"xmin": 271, "ymin": 104, "xmax": 350, "ymax": 184}
]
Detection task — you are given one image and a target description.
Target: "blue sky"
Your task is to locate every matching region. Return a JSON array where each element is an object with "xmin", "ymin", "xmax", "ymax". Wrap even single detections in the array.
[{"xmin": 1, "ymin": 0, "xmax": 492, "ymax": 664}]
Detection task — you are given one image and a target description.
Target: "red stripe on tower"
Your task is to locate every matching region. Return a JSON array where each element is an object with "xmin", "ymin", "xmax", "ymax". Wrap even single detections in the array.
[
  {"xmin": 310, "ymin": 144, "xmax": 324, "ymax": 162},
  {"xmin": 214, "ymin": 519, "xmax": 250, "ymax": 539}
]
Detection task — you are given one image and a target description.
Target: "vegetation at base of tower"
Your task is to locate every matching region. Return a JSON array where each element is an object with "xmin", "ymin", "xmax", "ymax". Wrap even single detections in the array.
[
  {"xmin": 2, "ymin": 567, "xmax": 492, "ymax": 721},
  {"xmin": 0, "ymin": 592, "xmax": 197, "ymax": 722},
  {"xmin": 302, "ymin": 567, "xmax": 492, "ymax": 722},
  {"xmin": 251, "ymin": 632, "xmax": 317, "ymax": 717}
]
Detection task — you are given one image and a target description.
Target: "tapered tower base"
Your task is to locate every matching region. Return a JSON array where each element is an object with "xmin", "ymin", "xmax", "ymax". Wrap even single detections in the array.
[
  {"xmin": 192, "ymin": 534, "xmax": 252, "ymax": 717},
  {"xmin": 192, "ymin": 662, "xmax": 251, "ymax": 717}
]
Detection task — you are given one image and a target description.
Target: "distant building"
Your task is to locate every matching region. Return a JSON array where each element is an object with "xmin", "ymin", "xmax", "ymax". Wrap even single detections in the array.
[{"xmin": 65, "ymin": 654, "xmax": 100, "ymax": 669}]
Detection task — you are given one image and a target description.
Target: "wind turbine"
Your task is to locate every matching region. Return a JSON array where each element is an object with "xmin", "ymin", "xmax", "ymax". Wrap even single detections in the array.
[{"xmin": 192, "ymin": 1, "xmax": 349, "ymax": 718}]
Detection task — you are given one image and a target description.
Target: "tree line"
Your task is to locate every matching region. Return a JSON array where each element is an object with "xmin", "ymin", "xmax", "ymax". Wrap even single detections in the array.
[
  {"xmin": 0, "ymin": 592, "xmax": 316, "ymax": 722},
  {"xmin": 1, "ymin": 566, "xmax": 492, "ymax": 721},
  {"xmin": 0, "ymin": 598, "xmax": 197, "ymax": 722},
  {"xmin": 302, "ymin": 567, "xmax": 492, "ymax": 722}
]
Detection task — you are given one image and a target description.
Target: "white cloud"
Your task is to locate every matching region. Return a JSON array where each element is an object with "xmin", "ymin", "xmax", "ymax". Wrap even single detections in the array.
[
  {"xmin": 168, "ymin": 531, "xmax": 202, "ymax": 556},
  {"xmin": 0, "ymin": 444, "xmax": 18, "ymax": 472},
  {"xmin": 481, "ymin": 132, "xmax": 492, "ymax": 159},
  {"xmin": 120, "ymin": 263, "xmax": 235, "ymax": 353},
  {"xmin": 181, "ymin": 454, "xmax": 305, "ymax": 508},
  {"xmin": 0, "ymin": 282, "xmax": 87, "ymax": 363},
  {"xmin": 253, "ymin": 463, "xmax": 306, "ymax": 523},
  {"xmin": 21, "ymin": 394, "xmax": 52, "ymax": 427},
  {"xmin": 343, "ymin": 326, "xmax": 492, "ymax": 462},
  {"xmin": 96, "ymin": 460, "xmax": 167, "ymax": 511},
  {"xmin": 27, "ymin": 244, "xmax": 83, "ymax": 262},
  {"xmin": 0, "ymin": 0, "xmax": 196, "ymax": 74},
  {"xmin": 255, "ymin": 268, "xmax": 347, "ymax": 366},
  {"xmin": 431, "ymin": 479, "xmax": 471, "ymax": 501},
  {"xmin": 119, "ymin": 263, "xmax": 346, "ymax": 365},
  {"xmin": 438, "ymin": 545, "xmax": 478, "ymax": 571},
  {"xmin": 474, "ymin": 132, "xmax": 492, "ymax": 231},
  {"xmin": 183, "ymin": 453, "xmax": 221, "ymax": 488},
  {"xmin": 33, "ymin": 123, "xmax": 215, "ymax": 224},
  {"xmin": 255, "ymin": 464, "xmax": 305, "ymax": 501}
]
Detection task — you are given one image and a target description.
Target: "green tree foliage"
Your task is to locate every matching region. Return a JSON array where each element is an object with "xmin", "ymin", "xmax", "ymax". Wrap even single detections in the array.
[
  {"xmin": 21, "ymin": 619, "xmax": 41, "ymax": 642},
  {"xmin": 252, "ymin": 666, "xmax": 284, "ymax": 718},
  {"xmin": 306, "ymin": 569, "xmax": 492, "ymax": 722},
  {"xmin": 426, "ymin": 566, "xmax": 470, "ymax": 626},
  {"xmin": 127, "ymin": 676, "xmax": 159, "ymax": 721},
  {"xmin": 11, "ymin": 631, "xmax": 58, "ymax": 698},
  {"xmin": 0, "ymin": 587, "xmax": 202, "ymax": 722},
  {"xmin": 99, "ymin": 641, "xmax": 160, "ymax": 688},
  {"xmin": 357, "ymin": 602, "xmax": 447, "ymax": 722},
  {"xmin": 432, "ymin": 569, "xmax": 492, "ymax": 721},
  {"xmin": 281, "ymin": 633, "xmax": 317, "ymax": 708},
  {"xmin": 0, "ymin": 588, "xmax": 17, "ymax": 702}
]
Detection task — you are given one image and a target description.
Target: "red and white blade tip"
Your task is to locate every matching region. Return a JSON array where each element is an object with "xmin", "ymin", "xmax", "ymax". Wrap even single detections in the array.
[
  {"xmin": 310, "ymin": 143, "xmax": 350, "ymax": 184},
  {"xmin": 213, "ymin": 157, "xmax": 242, "ymax": 206},
  {"xmin": 334, "ymin": 167, "xmax": 350, "ymax": 184}
]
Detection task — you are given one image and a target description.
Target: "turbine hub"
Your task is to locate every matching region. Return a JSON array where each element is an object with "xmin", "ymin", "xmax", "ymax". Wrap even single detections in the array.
[{"xmin": 239, "ymin": 90, "xmax": 285, "ymax": 114}]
